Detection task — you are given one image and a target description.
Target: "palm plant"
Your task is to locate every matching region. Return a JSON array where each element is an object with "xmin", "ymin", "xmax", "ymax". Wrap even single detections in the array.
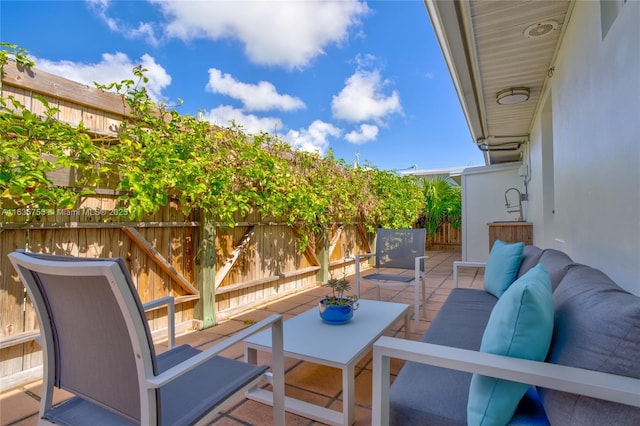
[{"xmin": 421, "ymin": 176, "xmax": 462, "ymax": 236}]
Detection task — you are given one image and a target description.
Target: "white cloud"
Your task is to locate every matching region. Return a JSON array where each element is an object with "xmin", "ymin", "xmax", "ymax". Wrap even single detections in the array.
[
  {"xmin": 354, "ymin": 53, "xmax": 378, "ymax": 69},
  {"xmin": 202, "ymin": 106, "xmax": 341, "ymax": 154},
  {"xmin": 203, "ymin": 104, "xmax": 341, "ymax": 154},
  {"xmin": 151, "ymin": 0, "xmax": 369, "ymax": 69},
  {"xmin": 34, "ymin": 52, "xmax": 171, "ymax": 102},
  {"xmin": 331, "ymin": 69, "xmax": 402, "ymax": 124},
  {"xmin": 206, "ymin": 69, "xmax": 305, "ymax": 112},
  {"xmin": 345, "ymin": 124, "xmax": 379, "ymax": 144},
  {"xmin": 283, "ymin": 120, "xmax": 342, "ymax": 153},
  {"xmin": 202, "ymin": 105, "xmax": 282, "ymax": 135},
  {"xmin": 128, "ymin": 22, "xmax": 159, "ymax": 46},
  {"xmin": 87, "ymin": 0, "xmax": 160, "ymax": 46}
]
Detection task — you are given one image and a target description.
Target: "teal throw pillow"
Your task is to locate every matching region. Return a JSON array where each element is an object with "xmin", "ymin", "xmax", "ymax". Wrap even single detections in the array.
[
  {"xmin": 484, "ymin": 240, "xmax": 525, "ymax": 298},
  {"xmin": 467, "ymin": 264, "xmax": 554, "ymax": 426}
]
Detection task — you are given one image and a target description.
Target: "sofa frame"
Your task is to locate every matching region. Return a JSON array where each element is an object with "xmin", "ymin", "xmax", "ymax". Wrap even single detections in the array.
[{"xmin": 372, "ymin": 258, "xmax": 640, "ymax": 425}]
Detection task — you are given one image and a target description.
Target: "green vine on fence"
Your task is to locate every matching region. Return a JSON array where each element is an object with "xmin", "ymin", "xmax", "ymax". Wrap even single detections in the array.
[{"xmin": 0, "ymin": 44, "xmax": 443, "ymax": 250}]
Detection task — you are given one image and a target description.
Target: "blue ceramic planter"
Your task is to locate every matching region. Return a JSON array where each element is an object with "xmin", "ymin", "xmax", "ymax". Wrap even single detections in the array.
[{"xmin": 318, "ymin": 298, "xmax": 358, "ymax": 324}]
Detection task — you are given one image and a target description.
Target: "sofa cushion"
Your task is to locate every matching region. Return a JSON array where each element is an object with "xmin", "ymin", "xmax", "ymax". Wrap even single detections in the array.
[
  {"xmin": 516, "ymin": 245, "xmax": 543, "ymax": 278},
  {"xmin": 468, "ymin": 264, "xmax": 554, "ymax": 426},
  {"xmin": 537, "ymin": 249, "xmax": 574, "ymax": 291},
  {"xmin": 484, "ymin": 240, "xmax": 525, "ymax": 298},
  {"xmin": 420, "ymin": 288, "xmax": 498, "ymax": 348},
  {"xmin": 540, "ymin": 265, "xmax": 640, "ymax": 425},
  {"xmin": 389, "ymin": 288, "xmax": 497, "ymax": 425}
]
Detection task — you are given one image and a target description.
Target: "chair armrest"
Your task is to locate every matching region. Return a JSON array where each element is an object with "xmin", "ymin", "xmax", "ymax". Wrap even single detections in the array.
[
  {"xmin": 453, "ymin": 261, "xmax": 486, "ymax": 288},
  {"xmin": 414, "ymin": 255, "xmax": 429, "ymax": 270},
  {"xmin": 147, "ymin": 313, "xmax": 284, "ymax": 388},
  {"xmin": 372, "ymin": 336, "xmax": 640, "ymax": 426},
  {"xmin": 415, "ymin": 256, "xmax": 429, "ymax": 282},
  {"xmin": 355, "ymin": 253, "xmax": 375, "ymax": 262},
  {"xmin": 143, "ymin": 296, "xmax": 175, "ymax": 349},
  {"xmin": 355, "ymin": 253, "xmax": 376, "ymax": 295}
]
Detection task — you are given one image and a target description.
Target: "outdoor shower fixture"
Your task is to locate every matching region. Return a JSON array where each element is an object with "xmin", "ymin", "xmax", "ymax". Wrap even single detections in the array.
[{"xmin": 505, "ymin": 187, "xmax": 523, "ymax": 221}]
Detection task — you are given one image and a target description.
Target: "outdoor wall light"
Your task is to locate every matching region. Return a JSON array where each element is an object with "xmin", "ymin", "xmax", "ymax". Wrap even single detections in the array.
[{"xmin": 496, "ymin": 87, "xmax": 530, "ymax": 105}]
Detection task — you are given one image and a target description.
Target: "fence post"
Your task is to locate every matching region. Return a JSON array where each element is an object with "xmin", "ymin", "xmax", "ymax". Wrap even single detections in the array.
[
  {"xmin": 316, "ymin": 227, "xmax": 330, "ymax": 284},
  {"xmin": 195, "ymin": 211, "xmax": 216, "ymax": 329}
]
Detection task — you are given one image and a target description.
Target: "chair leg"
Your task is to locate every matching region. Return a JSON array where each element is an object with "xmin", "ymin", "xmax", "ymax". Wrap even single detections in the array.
[
  {"xmin": 413, "ymin": 283, "xmax": 420, "ymax": 332},
  {"xmin": 421, "ymin": 276, "xmax": 427, "ymax": 318},
  {"xmin": 39, "ymin": 379, "xmax": 55, "ymax": 422},
  {"xmin": 39, "ymin": 343, "xmax": 55, "ymax": 422},
  {"xmin": 355, "ymin": 260, "xmax": 361, "ymax": 297}
]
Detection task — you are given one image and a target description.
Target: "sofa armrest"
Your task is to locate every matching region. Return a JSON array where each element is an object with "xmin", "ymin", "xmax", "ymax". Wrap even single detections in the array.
[
  {"xmin": 143, "ymin": 296, "xmax": 175, "ymax": 349},
  {"xmin": 372, "ymin": 336, "xmax": 640, "ymax": 426},
  {"xmin": 453, "ymin": 261, "xmax": 486, "ymax": 288}
]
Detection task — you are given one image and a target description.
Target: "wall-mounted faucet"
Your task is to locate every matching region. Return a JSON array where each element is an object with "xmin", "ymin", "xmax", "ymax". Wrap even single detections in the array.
[{"xmin": 505, "ymin": 187, "xmax": 523, "ymax": 221}]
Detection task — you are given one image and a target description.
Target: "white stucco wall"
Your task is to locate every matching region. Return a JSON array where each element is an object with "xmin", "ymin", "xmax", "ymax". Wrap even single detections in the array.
[
  {"xmin": 527, "ymin": 96, "xmax": 557, "ymax": 250},
  {"xmin": 525, "ymin": 0, "xmax": 640, "ymax": 294},
  {"xmin": 461, "ymin": 164, "xmax": 523, "ymax": 261}
]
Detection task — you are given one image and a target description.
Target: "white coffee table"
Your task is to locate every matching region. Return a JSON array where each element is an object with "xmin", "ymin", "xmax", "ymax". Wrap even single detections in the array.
[{"xmin": 244, "ymin": 299, "xmax": 410, "ymax": 426}]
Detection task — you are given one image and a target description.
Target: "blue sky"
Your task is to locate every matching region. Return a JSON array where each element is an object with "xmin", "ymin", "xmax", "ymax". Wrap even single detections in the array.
[{"xmin": 1, "ymin": 0, "xmax": 484, "ymax": 171}]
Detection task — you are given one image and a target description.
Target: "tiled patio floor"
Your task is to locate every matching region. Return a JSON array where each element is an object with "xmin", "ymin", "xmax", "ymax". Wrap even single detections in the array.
[{"xmin": 0, "ymin": 249, "xmax": 484, "ymax": 426}]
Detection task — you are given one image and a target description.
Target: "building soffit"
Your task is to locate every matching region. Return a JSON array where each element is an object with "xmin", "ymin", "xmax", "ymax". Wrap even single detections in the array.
[{"xmin": 424, "ymin": 0, "xmax": 574, "ymax": 165}]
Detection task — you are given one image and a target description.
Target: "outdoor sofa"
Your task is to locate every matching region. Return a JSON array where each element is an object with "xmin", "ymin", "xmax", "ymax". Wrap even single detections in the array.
[{"xmin": 372, "ymin": 242, "xmax": 640, "ymax": 425}]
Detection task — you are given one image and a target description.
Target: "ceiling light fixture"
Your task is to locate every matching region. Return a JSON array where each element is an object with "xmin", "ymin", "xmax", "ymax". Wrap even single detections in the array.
[
  {"xmin": 496, "ymin": 87, "xmax": 530, "ymax": 105},
  {"xmin": 524, "ymin": 20, "xmax": 559, "ymax": 39}
]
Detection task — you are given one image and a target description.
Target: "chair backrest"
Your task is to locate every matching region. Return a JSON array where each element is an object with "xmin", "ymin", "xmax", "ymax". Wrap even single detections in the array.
[
  {"xmin": 8, "ymin": 251, "xmax": 157, "ymax": 422},
  {"xmin": 375, "ymin": 228, "xmax": 427, "ymax": 271}
]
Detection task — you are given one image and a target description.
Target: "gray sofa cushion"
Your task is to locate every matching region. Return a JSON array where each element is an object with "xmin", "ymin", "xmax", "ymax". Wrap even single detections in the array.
[
  {"xmin": 517, "ymin": 245, "xmax": 543, "ymax": 278},
  {"xmin": 389, "ymin": 288, "xmax": 549, "ymax": 425},
  {"xmin": 419, "ymin": 288, "xmax": 498, "ymax": 348},
  {"xmin": 537, "ymin": 249, "xmax": 574, "ymax": 291},
  {"xmin": 389, "ymin": 288, "xmax": 497, "ymax": 425},
  {"xmin": 540, "ymin": 265, "xmax": 640, "ymax": 425}
]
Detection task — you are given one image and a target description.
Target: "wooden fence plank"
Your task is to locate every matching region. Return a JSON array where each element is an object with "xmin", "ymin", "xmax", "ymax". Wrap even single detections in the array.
[
  {"xmin": 2, "ymin": 60, "xmax": 131, "ymax": 117},
  {"xmin": 121, "ymin": 226, "xmax": 199, "ymax": 296},
  {"xmin": 292, "ymin": 226, "xmax": 320, "ymax": 266},
  {"xmin": 328, "ymin": 225, "xmax": 344, "ymax": 259},
  {"xmin": 356, "ymin": 224, "xmax": 372, "ymax": 254},
  {"xmin": 215, "ymin": 276, "xmax": 280, "ymax": 296},
  {"xmin": 214, "ymin": 226, "xmax": 255, "ymax": 289}
]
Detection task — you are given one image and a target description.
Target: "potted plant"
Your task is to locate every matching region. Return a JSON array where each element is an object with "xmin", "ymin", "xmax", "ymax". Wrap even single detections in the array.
[{"xmin": 319, "ymin": 274, "xmax": 359, "ymax": 324}]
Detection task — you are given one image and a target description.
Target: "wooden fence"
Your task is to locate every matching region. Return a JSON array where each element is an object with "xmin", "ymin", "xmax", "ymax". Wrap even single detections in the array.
[
  {"xmin": 426, "ymin": 221, "xmax": 461, "ymax": 250},
  {"xmin": 210, "ymin": 217, "xmax": 371, "ymax": 321},
  {"xmin": 0, "ymin": 195, "xmax": 371, "ymax": 390}
]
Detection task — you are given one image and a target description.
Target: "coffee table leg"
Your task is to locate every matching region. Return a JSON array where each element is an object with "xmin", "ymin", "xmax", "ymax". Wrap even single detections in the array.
[
  {"xmin": 343, "ymin": 362, "xmax": 355, "ymax": 425},
  {"xmin": 245, "ymin": 346, "xmax": 258, "ymax": 365},
  {"xmin": 403, "ymin": 311, "xmax": 410, "ymax": 339}
]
